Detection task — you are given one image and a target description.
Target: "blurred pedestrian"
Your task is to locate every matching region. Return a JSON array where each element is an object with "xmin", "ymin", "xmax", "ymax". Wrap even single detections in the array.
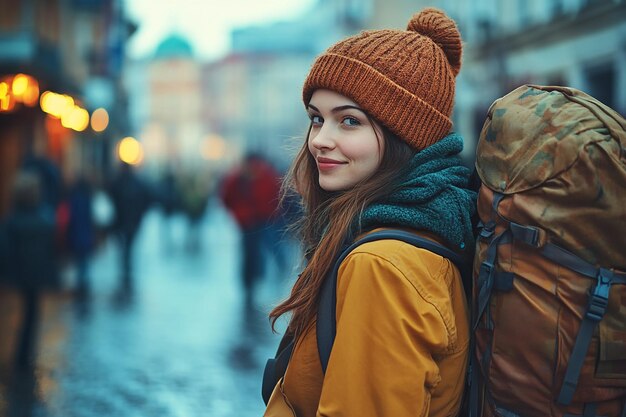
[
  {"xmin": 220, "ymin": 153, "xmax": 280, "ymax": 303},
  {"xmin": 1, "ymin": 170, "xmax": 59, "ymax": 369},
  {"xmin": 107, "ymin": 163, "xmax": 152, "ymax": 285},
  {"xmin": 155, "ymin": 168, "xmax": 180, "ymax": 252},
  {"xmin": 66, "ymin": 175, "xmax": 95, "ymax": 294},
  {"xmin": 179, "ymin": 171, "xmax": 211, "ymax": 253},
  {"xmin": 264, "ymin": 8, "xmax": 475, "ymax": 416},
  {"xmin": 158, "ymin": 168, "xmax": 180, "ymax": 218},
  {"xmin": 21, "ymin": 152, "xmax": 62, "ymax": 213}
]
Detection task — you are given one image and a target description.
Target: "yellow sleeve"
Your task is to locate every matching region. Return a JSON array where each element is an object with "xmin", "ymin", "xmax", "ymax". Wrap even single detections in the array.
[{"xmin": 316, "ymin": 247, "xmax": 453, "ymax": 417}]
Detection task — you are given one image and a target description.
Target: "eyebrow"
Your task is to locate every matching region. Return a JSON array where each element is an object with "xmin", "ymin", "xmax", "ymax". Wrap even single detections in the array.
[{"xmin": 307, "ymin": 104, "xmax": 366, "ymax": 115}]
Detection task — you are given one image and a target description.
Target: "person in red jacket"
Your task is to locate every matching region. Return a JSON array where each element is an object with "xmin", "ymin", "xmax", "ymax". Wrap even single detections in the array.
[{"xmin": 220, "ymin": 153, "xmax": 280, "ymax": 303}]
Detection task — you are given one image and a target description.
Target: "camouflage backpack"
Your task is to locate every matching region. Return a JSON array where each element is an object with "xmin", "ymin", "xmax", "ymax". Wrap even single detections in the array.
[{"xmin": 471, "ymin": 85, "xmax": 626, "ymax": 417}]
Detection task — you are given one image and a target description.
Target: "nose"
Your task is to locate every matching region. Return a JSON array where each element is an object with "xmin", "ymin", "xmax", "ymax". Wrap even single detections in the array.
[{"xmin": 309, "ymin": 124, "xmax": 335, "ymax": 150}]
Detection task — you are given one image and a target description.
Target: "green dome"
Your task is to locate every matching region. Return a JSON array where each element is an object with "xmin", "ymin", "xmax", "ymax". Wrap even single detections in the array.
[{"xmin": 154, "ymin": 34, "xmax": 194, "ymax": 59}]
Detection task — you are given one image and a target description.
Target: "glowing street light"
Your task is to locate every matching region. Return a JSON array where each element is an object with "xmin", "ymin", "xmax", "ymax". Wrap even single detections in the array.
[
  {"xmin": 22, "ymin": 82, "xmax": 40, "ymax": 107},
  {"xmin": 61, "ymin": 106, "xmax": 90, "ymax": 131},
  {"xmin": 90, "ymin": 108, "xmax": 109, "ymax": 132},
  {"xmin": 0, "ymin": 81, "xmax": 15, "ymax": 112},
  {"xmin": 40, "ymin": 91, "xmax": 74, "ymax": 119},
  {"xmin": 40, "ymin": 91, "xmax": 90, "ymax": 131},
  {"xmin": 11, "ymin": 73, "xmax": 30, "ymax": 96},
  {"xmin": 118, "ymin": 136, "xmax": 144, "ymax": 165}
]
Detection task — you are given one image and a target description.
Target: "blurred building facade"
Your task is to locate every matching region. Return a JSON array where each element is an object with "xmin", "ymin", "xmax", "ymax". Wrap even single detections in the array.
[
  {"xmin": 448, "ymin": 0, "xmax": 626, "ymax": 163},
  {"xmin": 145, "ymin": 35, "xmax": 203, "ymax": 174},
  {"xmin": 0, "ymin": 0, "xmax": 136, "ymax": 217},
  {"xmin": 203, "ymin": 0, "xmax": 376, "ymax": 170},
  {"xmin": 202, "ymin": 48, "xmax": 312, "ymax": 169},
  {"xmin": 205, "ymin": 0, "xmax": 626, "ymax": 167},
  {"xmin": 127, "ymin": 35, "xmax": 230, "ymax": 182},
  {"xmin": 126, "ymin": 0, "xmax": 625, "ymax": 176}
]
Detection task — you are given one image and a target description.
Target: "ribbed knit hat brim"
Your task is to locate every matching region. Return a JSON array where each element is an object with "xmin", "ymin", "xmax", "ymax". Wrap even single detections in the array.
[
  {"xmin": 303, "ymin": 53, "xmax": 452, "ymax": 151},
  {"xmin": 302, "ymin": 8, "xmax": 462, "ymax": 151}
]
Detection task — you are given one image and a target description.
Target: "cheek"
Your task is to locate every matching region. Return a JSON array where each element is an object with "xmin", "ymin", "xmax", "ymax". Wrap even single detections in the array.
[
  {"xmin": 366, "ymin": 154, "xmax": 382, "ymax": 174},
  {"xmin": 355, "ymin": 141, "xmax": 383, "ymax": 166}
]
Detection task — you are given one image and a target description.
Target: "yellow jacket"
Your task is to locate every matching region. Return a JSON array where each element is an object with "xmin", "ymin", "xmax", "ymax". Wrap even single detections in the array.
[{"xmin": 264, "ymin": 231, "xmax": 470, "ymax": 417}]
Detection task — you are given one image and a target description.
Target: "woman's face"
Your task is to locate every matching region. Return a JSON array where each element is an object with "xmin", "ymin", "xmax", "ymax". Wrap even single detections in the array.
[{"xmin": 307, "ymin": 89, "xmax": 384, "ymax": 192}]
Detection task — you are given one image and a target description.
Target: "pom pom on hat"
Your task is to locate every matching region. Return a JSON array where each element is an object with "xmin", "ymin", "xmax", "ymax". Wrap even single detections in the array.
[
  {"xmin": 407, "ymin": 7, "xmax": 462, "ymax": 76},
  {"xmin": 303, "ymin": 8, "xmax": 463, "ymax": 151}
]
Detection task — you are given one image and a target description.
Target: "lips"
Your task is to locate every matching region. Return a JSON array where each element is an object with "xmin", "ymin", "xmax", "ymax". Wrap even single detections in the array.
[
  {"xmin": 317, "ymin": 157, "xmax": 346, "ymax": 171},
  {"xmin": 317, "ymin": 157, "xmax": 344, "ymax": 164}
]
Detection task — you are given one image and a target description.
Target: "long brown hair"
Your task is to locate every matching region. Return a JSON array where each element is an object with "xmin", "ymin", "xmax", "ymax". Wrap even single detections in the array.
[{"xmin": 269, "ymin": 116, "xmax": 415, "ymax": 338}]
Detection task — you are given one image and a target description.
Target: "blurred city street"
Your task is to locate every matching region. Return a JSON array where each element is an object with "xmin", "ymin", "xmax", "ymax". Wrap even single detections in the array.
[
  {"xmin": 1, "ymin": 1, "xmax": 624, "ymax": 416},
  {"xmin": 0, "ymin": 200, "xmax": 297, "ymax": 417}
]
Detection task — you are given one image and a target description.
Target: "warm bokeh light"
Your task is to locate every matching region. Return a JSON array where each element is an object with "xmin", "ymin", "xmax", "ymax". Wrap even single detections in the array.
[
  {"xmin": 23, "ymin": 83, "xmax": 40, "ymax": 107},
  {"xmin": 40, "ymin": 91, "xmax": 53, "ymax": 113},
  {"xmin": 0, "ymin": 74, "xmax": 40, "ymax": 111},
  {"xmin": 61, "ymin": 106, "xmax": 90, "ymax": 131},
  {"xmin": 90, "ymin": 108, "xmax": 109, "ymax": 132},
  {"xmin": 201, "ymin": 134, "xmax": 227, "ymax": 160},
  {"xmin": 41, "ymin": 91, "xmax": 74, "ymax": 119},
  {"xmin": 0, "ymin": 82, "xmax": 16, "ymax": 112},
  {"xmin": 60, "ymin": 95, "xmax": 75, "ymax": 118},
  {"xmin": 0, "ymin": 82, "xmax": 9, "ymax": 112},
  {"xmin": 11, "ymin": 73, "xmax": 30, "ymax": 96},
  {"xmin": 118, "ymin": 136, "xmax": 144, "ymax": 165},
  {"xmin": 41, "ymin": 91, "xmax": 89, "ymax": 131}
]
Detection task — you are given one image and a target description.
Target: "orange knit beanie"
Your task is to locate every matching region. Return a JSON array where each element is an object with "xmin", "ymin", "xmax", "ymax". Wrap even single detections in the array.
[{"xmin": 302, "ymin": 8, "xmax": 462, "ymax": 151}]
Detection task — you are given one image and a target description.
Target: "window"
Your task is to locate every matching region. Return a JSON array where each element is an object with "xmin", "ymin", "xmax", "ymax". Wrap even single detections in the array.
[{"xmin": 584, "ymin": 63, "xmax": 615, "ymax": 109}]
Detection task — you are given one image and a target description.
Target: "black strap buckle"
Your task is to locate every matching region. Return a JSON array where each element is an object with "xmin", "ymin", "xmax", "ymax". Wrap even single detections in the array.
[{"xmin": 585, "ymin": 268, "xmax": 613, "ymax": 322}]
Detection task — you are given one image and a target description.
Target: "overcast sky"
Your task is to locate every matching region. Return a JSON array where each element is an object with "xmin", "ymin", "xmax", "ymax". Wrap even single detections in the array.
[{"xmin": 123, "ymin": 0, "xmax": 315, "ymax": 60}]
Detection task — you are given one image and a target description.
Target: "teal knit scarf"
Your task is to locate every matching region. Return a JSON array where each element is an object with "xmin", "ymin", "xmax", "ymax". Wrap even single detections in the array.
[{"xmin": 357, "ymin": 133, "xmax": 477, "ymax": 252}]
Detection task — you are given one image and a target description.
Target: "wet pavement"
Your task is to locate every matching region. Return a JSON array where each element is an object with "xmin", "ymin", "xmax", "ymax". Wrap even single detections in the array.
[{"xmin": 0, "ymin": 199, "xmax": 299, "ymax": 417}]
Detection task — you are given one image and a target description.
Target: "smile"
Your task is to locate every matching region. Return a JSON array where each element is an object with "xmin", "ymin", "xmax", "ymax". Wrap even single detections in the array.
[{"xmin": 317, "ymin": 157, "xmax": 346, "ymax": 171}]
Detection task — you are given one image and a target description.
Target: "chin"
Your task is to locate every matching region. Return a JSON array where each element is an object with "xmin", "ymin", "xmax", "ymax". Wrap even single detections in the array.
[{"xmin": 319, "ymin": 180, "xmax": 349, "ymax": 192}]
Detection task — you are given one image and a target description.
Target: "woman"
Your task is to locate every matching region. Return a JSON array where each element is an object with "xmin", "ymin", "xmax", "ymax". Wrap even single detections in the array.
[{"xmin": 265, "ymin": 8, "xmax": 476, "ymax": 417}]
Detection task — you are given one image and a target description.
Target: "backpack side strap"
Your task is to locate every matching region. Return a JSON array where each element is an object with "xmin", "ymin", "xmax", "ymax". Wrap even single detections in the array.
[
  {"xmin": 473, "ymin": 192, "xmax": 626, "ymax": 409},
  {"xmin": 557, "ymin": 266, "xmax": 626, "ymax": 405},
  {"xmin": 505, "ymin": 222, "xmax": 626, "ymax": 406},
  {"xmin": 486, "ymin": 217, "xmax": 626, "ymax": 406}
]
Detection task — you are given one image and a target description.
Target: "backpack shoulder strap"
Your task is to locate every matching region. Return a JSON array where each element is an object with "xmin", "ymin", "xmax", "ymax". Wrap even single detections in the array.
[
  {"xmin": 262, "ymin": 332, "xmax": 294, "ymax": 405},
  {"xmin": 316, "ymin": 229, "xmax": 467, "ymax": 373}
]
